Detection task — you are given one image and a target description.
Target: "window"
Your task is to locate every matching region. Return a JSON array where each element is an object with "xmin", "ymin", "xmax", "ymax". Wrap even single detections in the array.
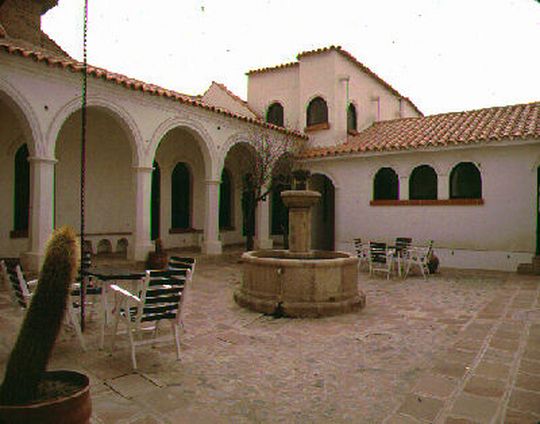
[
  {"xmin": 266, "ymin": 102, "xmax": 284, "ymax": 127},
  {"xmin": 14, "ymin": 144, "xmax": 30, "ymax": 233},
  {"xmin": 219, "ymin": 168, "xmax": 233, "ymax": 229},
  {"xmin": 373, "ymin": 167, "xmax": 399, "ymax": 200},
  {"xmin": 347, "ymin": 103, "xmax": 357, "ymax": 132},
  {"xmin": 409, "ymin": 165, "xmax": 437, "ymax": 200},
  {"xmin": 171, "ymin": 162, "xmax": 191, "ymax": 229},
  {"xmin": 450, "ymin": 162, "xmax": 482, "ymax": 199},
  {"xmin": 306, "ymin": 96, "xmax": 328, "ymax": 127}
]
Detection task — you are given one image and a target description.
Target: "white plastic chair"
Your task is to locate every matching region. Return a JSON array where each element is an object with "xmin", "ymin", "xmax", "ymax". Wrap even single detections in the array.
[
  {"xmin": 353, "ymin": 238, "xmax": 369, "ymax": 270},
  {"xmin": 1, "ymin": 262, "xmax": 86, "ymax": 350},
  {"xmin": 404, "ymin": 241, "xmax": 434, "ymax": 280},
  {"xmin": 110, "ymin": 269, "xmax": 189, "ymax": 370}
]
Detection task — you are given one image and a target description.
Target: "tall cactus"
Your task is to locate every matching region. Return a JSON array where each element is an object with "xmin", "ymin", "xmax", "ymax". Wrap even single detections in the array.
[{"xmin": 0, "ymin": 226, "xmax": 78, "ymax": 405}]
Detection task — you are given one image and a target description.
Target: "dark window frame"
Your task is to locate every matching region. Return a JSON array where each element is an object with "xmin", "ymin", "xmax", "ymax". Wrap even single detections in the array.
[
  {"xmin": 373, "ymin": 167, "xmax": 399, "ymax": 200},
  {"xmin": 306, "ymin": 96, "xmax": 329, "ymax": 127},
  {"xmin": 347, "ymin": 103, "xmax": 357, "ymax": 133},
  {"xmin": 266, "ymin": 102, "xmax": 284, "ymax": 127},
  {"xmin": 219, "ymin": 168, "xmax": 233, "ymax": 229},
  {"xmin": 171, "ymin": 162, "xmax": 191, "ymax": 230},
  {"xmin": 409, "ymin": 165, "xmax": 438, "ymax": 200},
  {"xmin": 450, "ymin": 162, "xmax": 482, "ymax": 199},
  {"xmin": 13, "ymin": 144, "xmax": 30, "ymax": 233}
]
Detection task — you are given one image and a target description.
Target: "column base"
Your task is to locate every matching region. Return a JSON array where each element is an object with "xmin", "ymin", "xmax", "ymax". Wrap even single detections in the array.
[
  {"xmin": 20, "ymin": 251, "xmax": 44, "ymax": 273},
  {"xmin": 202, "ymin": 240, "xmax": 222, "ymax": 255},
  {"xmin": 255, "ymin": 238, "xmax": 273, "ymax": 250},
  {"xmin": 129, "ymin": 243, "xmax": 154, "ymax": 262}
]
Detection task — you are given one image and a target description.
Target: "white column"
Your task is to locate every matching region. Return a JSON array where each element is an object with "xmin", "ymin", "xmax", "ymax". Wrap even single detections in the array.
[
  {"xmin": 255, "ymin": 193, "xmax": 273, "ymax": 250},
  {"xmin": 202, "ymin": 179, "xmax": 222, "ymax": 254},
  {"xmin": 439, "ymin": 173, "xmax": 449, "ymax": 199},
  {"xmin": 21, "ymin": 157, "xmax": 56, "ymax": 272},
  {"xmin": 399, "ymin": 176, "xmax": 409, "ymax": 200},
  {"xmin": 130, "ymin": 166, "xmax": 154, "ymax": 261}
]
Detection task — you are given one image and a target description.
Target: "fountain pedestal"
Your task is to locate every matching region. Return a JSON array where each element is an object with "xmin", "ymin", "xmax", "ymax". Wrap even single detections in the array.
[{"xmin": 234, "ymin": 189, "xmax": 366, "ymax": 318}]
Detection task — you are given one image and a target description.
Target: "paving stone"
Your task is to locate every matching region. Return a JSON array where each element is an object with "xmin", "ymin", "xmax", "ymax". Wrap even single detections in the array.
[
  {"xmin": 503, "ymin": 407, "xmax": 540, "ymax": 424},
  {"xmin": 436, "ymin": 348, "xmax": 477, "ymax": 366},
  {"xmin": 475, "ymin": 360, "xmax": 511, "ymax": 380},
  {"xmin": 414, "ymin": 373, "xmax": 457, "ymax": 399},
  {"xmin": 519, "ymin": 359, "xmax": 540, "ymax": 376},
  {"xmin": 397, "ymin": 394, "xmax": 444, "ymax": 422},
  {"xmin": 523, "ymin": 345, "xmax": 540, "ymax": 361},
  {"xmin": 489, "ymin": 337, "xmax": 520, "ymax": 352},
  {"xmin": 444, "ymin": 417, "xmax": 480, "ymax": 424},
  {"xmin": 508, "ymin": 388, "xmax": 540, "ymax": 415},
  {"xmin": 493, "ymin": 329, "xmax": 521, "ymax": 340},
  {"xmin": 453, "ymin": 338, "xmax": 485, "ymax": 352},
  {"xmin": 385, "ymin": 413, "xmax": 422, "ymax": 423},
  {"xmin": 106, "ymin": 373, "xmax": 159, "ymax": 399},
  {"xmin": 463, "ymin": 375, "xmax": 506, "ymax": 398},
  {"xmin": 515, "ymin": 372, "xmax": 540, "ymax": 392},
  {"xmin": 450, "ymin": 393, "xmax": 499, "ymax": 422},
  {"xmin": 433, "ymin": 360, "xmax": 469, "ymax": 379}
]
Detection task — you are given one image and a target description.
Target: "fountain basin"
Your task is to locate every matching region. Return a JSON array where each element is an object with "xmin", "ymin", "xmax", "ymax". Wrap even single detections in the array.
[{"xmin": 234, "ymin": 250, "xmax": 366, "ymax": 317}]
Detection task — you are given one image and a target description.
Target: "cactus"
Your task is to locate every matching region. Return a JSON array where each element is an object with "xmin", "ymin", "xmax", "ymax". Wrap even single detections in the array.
[{"xmin": 0, "ymin": 226, "xmax": 78, "ymax": 405}]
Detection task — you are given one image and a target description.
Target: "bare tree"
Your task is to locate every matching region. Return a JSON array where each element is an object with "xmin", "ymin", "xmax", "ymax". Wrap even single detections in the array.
[{"xmin": 240, "ymin": 127, "xmax": 303, "ymax": 250}]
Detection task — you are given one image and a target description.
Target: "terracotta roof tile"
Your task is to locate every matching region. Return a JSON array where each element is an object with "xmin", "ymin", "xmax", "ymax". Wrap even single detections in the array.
[
  {"xmin": 300, "ymin": 102, "xmax": 540, "ymax": 159},
  {"xmin": 245, "ymin": 61, "xmax": 299, "ymax": 75},
  {"xmin": 209, "ymin": 81, "xmax": 261, "ymax": 118},
  {"xmin": 0, "ymin": 39, "xmax": 307, "ymax": 140}
]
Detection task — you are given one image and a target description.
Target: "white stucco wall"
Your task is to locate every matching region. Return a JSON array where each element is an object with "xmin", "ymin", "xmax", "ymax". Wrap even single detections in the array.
[
  {"xmin": 306, "ymin": 141, "xmax": 539, "ymax": 271},
  {"xmin": 201, "ymin": 83, "xmax": 257, "ymax": 119}
]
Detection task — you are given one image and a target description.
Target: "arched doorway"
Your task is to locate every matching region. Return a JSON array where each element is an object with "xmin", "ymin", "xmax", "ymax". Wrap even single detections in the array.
[
  {"xmin": 54, "ymin": 106, "xmax": 135, "ymax": 254},
  {"xmin": 153, "ymin": 126, "xmax": 207, "ymax": 249},
  {"xmin": 0, "ymin": 90, "xmax": 35, "ymax": 256},
  {"xmin": 310, "ymin": 173, "xmax": 335, "ymax": 251}
]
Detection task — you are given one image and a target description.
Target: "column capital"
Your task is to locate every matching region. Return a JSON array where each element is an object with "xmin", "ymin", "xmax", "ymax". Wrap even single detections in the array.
[
  {"xmin": 28, "ymin": 156, "xmax": 57, "ymax": 164},
  {"xmin": 205, "ymin": 179, "xmax": 221, "ymax": 186}
]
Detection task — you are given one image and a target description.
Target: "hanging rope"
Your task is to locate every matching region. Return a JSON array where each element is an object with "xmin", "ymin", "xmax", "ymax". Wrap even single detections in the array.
[{"xmin": 80, "ymin": 0, "xmax": 89, "ymax": 331}]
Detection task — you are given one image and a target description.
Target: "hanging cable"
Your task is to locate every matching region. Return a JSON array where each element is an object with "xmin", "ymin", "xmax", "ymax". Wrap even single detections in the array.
[{"xmin": 80, "ymin": 0, "xmax": 89, "ymax": 331}]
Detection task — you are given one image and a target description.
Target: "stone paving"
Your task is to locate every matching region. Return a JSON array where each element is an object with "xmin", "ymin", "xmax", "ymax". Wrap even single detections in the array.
[{"xmin": 1, "ymin": 253, "xmax": 539, "ymax": 423}]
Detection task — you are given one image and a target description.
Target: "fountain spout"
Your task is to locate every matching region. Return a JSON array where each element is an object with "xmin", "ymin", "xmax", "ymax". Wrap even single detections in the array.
[{"xmin": 281, "ymin": 190, "xmax": 321, "ymax": 254}]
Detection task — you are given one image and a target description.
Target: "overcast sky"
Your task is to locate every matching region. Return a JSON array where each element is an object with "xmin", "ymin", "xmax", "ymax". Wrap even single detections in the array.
[{"xmin": 42, "ymin": 0, "xmax": 540, "ymax": 116}]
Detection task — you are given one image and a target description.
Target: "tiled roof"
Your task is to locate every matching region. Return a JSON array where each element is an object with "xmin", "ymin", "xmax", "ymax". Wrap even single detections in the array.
[
  {"xmin": 300, "ymin": 102, "xmax": 540, "ymax": 159},
  {"xmin": 0, "ymin": 39, "xmax": 307, "ymax": 140},
  {"xmin": 209, "ymin": 81, "xmax": 261, "ymax": 118},
  {"xmin": 245, "ymin": 61, "xmax": 299, "ymax": 75},
  {"xmin": 246, "ymin": 45, "xmax": 422, "ymax": 116}
]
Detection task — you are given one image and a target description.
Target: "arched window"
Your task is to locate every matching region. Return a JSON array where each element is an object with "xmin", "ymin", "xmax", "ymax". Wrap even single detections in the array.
[
  {"xmin": 266, "ymin": 102, "xmax": 284, "ymax": 127},
  {"xmin": 347, "ymin": 103, "xmax": 357, "ymax": 132},
  {"xmin": 306, "ymin": 96, "xmax": 328, "ymax": 127},
  {"xmin": 171, "ymin": 162, "xmax": 191, "ymax": 229},
  {"xmin": 373, "ymin": 167, "xmax": 399, "ymax": 200},
  {"xmin": 409, "ymin": 165, "xmax": 438, "ymax": 200},
  {"xmin": 450, "ymin": 162, "xmax": 482, "ymax": 199},
  {"xmin": 14, "ymin": 144, "xmax": 30, "ymax": 233},
  {"xmin": 150, "ymin": 161, "xmax": 161, "ymax": 240},
  {"xmin": 219, "ymin": 168, "xmax": 233, "ymax": 229}
]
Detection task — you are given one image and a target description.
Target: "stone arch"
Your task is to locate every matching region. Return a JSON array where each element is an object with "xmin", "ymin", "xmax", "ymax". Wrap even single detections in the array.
[
  {"xmin": 148, "ymin": 116, "xmax": 217, "ymax": 180},
  {"xmin": 0, "ymin": 78, "xmax": 41, "ymax": 157},
  {"xmin": 47, "ymin": 95, "xmax": 143, "ymax": 164}
]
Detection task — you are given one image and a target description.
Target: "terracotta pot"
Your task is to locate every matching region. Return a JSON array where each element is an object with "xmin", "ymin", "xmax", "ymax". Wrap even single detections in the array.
[{"xmin": 0, "ymin": 370, "xmax": 91, "ymax": 424}]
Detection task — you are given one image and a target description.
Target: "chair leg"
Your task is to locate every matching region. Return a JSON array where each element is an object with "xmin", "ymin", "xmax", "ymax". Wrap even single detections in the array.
[
  {"xmin": 152, "ymin": 320, "xmax": 161, "ymax": 348},
  {"xmin": 111, "ymin": 310, "xmax": 121, "ymax": 352},
  {"xmin": 125, "ymin": 320, "xmax": 137, "ymax": 370},
  {"xmin": 68, "ymin": 305, "xmax": 86, "ymax": 352},
  {"xmin": 171, "ymin": 321, "xmax": 181, "ymax": 361}
]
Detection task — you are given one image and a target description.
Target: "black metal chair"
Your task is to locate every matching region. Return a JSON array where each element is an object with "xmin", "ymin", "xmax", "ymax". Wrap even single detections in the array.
[{"xmin": 368, "ymin": 242, "xmax": 394, "ymax": 279}]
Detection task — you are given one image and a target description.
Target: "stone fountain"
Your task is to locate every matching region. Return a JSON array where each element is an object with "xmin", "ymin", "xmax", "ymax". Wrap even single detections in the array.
[{"xmin": 234, "ymin": 179, "xmax": 366, "ymax": 317}]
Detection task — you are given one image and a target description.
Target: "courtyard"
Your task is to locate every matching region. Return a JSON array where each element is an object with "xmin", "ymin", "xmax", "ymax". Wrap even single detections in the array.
[{"xmin": 1, "ymin": 251, "xmax": 539, "ymax": 423}]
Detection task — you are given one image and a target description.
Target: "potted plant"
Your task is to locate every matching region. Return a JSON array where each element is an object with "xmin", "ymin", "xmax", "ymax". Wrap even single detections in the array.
[
  {"xmin": 146, "ymin": 238, "xmax": 168, "ymax": 269},
  {"xmin": 0, "ymin": 226, "xmax": 92, "ymax": 424}
]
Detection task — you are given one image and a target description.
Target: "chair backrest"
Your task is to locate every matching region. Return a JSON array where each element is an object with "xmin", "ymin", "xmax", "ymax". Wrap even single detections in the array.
[
  {"xmin": 369, "ymin": 242, "xmax": 388, "ymax": 264},
  {"xmin": 395, "ymin": 237, "xmax": 412, "ymax": 254},
  {"xmin": 137, "ymin": 269, "xmax": 188, "ymax": 324},
  {"xmin": 0, "ymin": 260, "xmax": 15, "ymax": 306},
  {"xmin": 168, "ymin": 256, "xmax": 196, "ymax": 276},
  {"xmin": 2, "ymin": 264, "xmax": 32, "ymax": 309}
]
